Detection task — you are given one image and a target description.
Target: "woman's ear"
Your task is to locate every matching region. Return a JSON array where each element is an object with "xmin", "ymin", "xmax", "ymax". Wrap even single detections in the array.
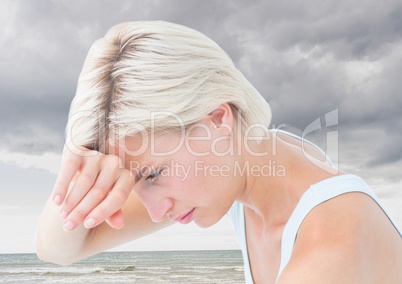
[{"xmin": 208, "ymin": 103, "xmax": 234, "ymax": 135}]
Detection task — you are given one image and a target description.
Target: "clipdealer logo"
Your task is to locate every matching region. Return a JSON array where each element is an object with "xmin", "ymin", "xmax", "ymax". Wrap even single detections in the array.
[
  {"xmin": 129, "ymin": 159, "xmax": 286, "ymax": 182},
  {"xmin": 66, "ymin": 109, "xmax": 339, "ymax": 176}
]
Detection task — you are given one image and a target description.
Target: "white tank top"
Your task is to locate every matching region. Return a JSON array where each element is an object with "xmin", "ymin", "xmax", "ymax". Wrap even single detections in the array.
[{"xmin": 227, "ymin": 131, "xmax": 401, "ymax": 284}]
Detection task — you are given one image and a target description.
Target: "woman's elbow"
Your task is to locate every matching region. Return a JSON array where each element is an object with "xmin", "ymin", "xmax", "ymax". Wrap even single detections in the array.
[{"xmin": 35, "ymin": 238, "xmax": 77, "ymax": 266}]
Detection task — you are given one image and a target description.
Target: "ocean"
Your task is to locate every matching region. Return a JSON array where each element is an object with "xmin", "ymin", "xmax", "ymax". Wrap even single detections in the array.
[{"xmin": 0, "ymin": 250, "xmax": 245, "ymax": 283}]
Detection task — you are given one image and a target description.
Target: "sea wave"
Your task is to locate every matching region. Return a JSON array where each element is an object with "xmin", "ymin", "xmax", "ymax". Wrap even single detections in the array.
[
  {"xmin": 0, "ymin": 265, "xmax": 143, "ymax": 276},
  {"xmin": 0, "ymin": 251, "xmax": 245, "ymax": 283}
]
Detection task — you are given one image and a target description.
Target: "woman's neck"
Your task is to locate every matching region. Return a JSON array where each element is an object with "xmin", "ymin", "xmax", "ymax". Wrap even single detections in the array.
[{"xmin": 236, "ymin": 133, "xmax": 339, "ymax": 230}]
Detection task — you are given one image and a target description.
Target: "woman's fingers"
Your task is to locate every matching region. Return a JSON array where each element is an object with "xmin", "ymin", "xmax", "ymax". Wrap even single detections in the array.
[
  {"xmin": 105, "ymin": 210, "xmax": 125, "ymax": 230},
  {"xmin": 60, "ymin": 156, "xmax": 101, "ymax": 218},
  {"xmin": 62, "ymin": 157, "xmax": 120, "ymax": 229},
  {"xmin": 86, "ymin": 171, "xmax": 134, "ymax": 226},
  {"xmin": 52, "ymin": 148, "xmax": 84, "ymax": 206},
  {"xmin": 63, "ymin": 188, "xmax": 131, "ymax": 231},
  {"xmin": 82, "ymin": 171, "xmax": 134, "ymax": 229},
  {"xmin": 62, "ymin": 157, "xmax": 134, "ymax": 231},
  {"xmin": 53, "ymin": 146, "xmax": 134, "ymax": 232}
]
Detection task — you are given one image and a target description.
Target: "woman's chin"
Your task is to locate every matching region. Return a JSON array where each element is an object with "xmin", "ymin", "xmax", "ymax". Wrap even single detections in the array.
[{"xmin": 194, "ymin": 216, "xmax": 220, "ymax": 229}]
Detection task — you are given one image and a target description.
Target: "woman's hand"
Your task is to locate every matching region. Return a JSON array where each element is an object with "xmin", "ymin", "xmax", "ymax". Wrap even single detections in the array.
[
  {"xmin": 36, "ymin": 145, "xmax": 170, "ymax": 265},
  {"xmin": 52, "ymin": 146, "xmax": 135, "ymax": 231}
]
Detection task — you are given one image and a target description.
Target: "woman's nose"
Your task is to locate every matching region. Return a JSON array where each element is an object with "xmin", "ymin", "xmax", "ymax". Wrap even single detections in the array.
[{"xmin": 134, "ymin": 189, "xmax": 173, "ymax": 222}]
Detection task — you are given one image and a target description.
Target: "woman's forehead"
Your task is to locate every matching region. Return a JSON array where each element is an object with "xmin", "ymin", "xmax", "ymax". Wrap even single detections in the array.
[{"xmin": 109, "ymin": 132, "xmax": 185, "ymax": 159}]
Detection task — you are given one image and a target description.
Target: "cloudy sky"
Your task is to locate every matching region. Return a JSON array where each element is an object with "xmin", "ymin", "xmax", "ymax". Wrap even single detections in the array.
[{"xmin": 1, "ymin": 0, "xmax": 401, "ymax": 254}]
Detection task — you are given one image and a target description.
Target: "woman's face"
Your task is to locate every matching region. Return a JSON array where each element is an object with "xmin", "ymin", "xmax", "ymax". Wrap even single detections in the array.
[{"xmin": 117, "ymin": 121, "xmax": 244, "ymax": 228}]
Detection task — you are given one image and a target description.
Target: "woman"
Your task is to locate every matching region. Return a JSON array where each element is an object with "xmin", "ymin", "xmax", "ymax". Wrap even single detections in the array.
[{"xmin": 36, "ymin": 21, "xmax": 401, "ymax": 283}]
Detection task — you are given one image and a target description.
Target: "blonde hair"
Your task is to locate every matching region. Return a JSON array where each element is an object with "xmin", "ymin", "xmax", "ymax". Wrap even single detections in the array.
[{"xmin": 66, "ymin": 21, "xmax": 271, "ymax": 152}]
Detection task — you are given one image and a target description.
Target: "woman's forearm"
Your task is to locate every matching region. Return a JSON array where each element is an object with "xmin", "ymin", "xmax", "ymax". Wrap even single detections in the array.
[{"xmin": 35, "ymin": 197, "xmax": 92, "ymax": 265}]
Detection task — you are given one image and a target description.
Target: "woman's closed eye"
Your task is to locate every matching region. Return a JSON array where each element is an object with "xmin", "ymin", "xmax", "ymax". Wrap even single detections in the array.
[{"xmin": 145, "ymin": 168, "xmax": 164, "ymax": 184}]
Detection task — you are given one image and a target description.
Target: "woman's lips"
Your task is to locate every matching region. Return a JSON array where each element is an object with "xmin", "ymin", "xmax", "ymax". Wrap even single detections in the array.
[{"xmin": 176, "ymin": 208, "xmax": 195, "ymax": 224}]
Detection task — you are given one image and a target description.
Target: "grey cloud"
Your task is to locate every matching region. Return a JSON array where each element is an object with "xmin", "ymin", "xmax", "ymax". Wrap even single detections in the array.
[
  {"xmin": 0, "ymin": 161, "xmax": 56, "ymax": 211},
  {"xmin": 0, "ymin": 0, "xmax": 240, "ymax": 155},
  {"xmin": 227, "ymin": 0, "xmax": 402, "ymax": 60},
  {"xmin": 1, "ymin": 0, "xmax": 401, "ymax": 176},
  {"xmin": 1, "ymin": 89, "xmax": 72, "ymax": 154}
]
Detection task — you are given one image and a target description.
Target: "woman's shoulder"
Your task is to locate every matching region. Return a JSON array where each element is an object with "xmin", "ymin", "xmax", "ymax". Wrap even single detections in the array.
[{"xmin": 279, "ymin": 190, "xmax": 402, "ymax": 283}]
